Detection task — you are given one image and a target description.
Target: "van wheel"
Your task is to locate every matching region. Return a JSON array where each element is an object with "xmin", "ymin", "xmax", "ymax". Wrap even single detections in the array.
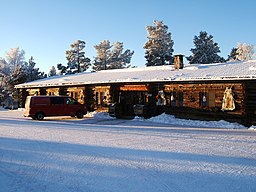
[
  {"xmin": 36, "ymin": 112, "xmax": 44, "ymax": 120},
  {"xmin": 76, "ymin": 111, "xmax": 84, "ymax": 119}
]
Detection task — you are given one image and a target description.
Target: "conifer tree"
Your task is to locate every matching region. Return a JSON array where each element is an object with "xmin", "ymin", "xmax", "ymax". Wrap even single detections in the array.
[
  {"xmin": 58, "ymin": 40, "xmax": 91, "ymax": 74},
  {"xmin": 25, "ymin": 56, "xmax": 45, "ymax": 81},
  {"xmin": 187, "ymin": 31, "xmax": 225, "ymax": 64},
  {"xmin": 4, "ymin": 47, "xmax": 26, "ymax": 87},
  {"xmin": 48, "ymin": 66, "xmax": 57, "ymax": 77},
  {"xmin": 93, "ymin": 40, "xmax": 112, "ymax": 71},
  {"xmin": 144, "ymin": 20, "xmax": 174, "ymax": 66},
  {"xmin": 0, "ymin": 57, "xmax": 9, "ymax": 78},
  {"xmin": 92, "ymin": 40, "xmax": 134, "ymax": 71},
  {"xmin": 1, "ymin": 48, "xmax": 46, "ymax": 105},
  {"xmin": 227, "ymin": 47, "xmax": 238, "ymax": 61}
]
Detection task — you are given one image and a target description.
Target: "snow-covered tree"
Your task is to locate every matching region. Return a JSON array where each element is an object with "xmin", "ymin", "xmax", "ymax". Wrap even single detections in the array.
[
  {"xmin": 56, "ymin": 63, "xmax": 66, "ymax": 75},
  {"xmin": 4, "ymin": 47, "xmax": 26, "ymax": 86},
  {"xmin": 4, "ymin": 61, "xmax": 27, "ymax": 103},
  {"xmin": 92, "ymin": 40, "xmax": 134, "ymax": 71},
  {"xmin": 144, "ymin": 20, "xmax": 174, "ymax": 66},
  {"xmin": 0, "ymin": 57, "xmax": 10, "ymax": 103},
  {"xmin": 235, "ymin": 43, "xmax": 254, "ymax": 61},
  {"xmin": 24, "ymin": 56, "xmax": 45, "ymax": 82},
  {"xmin": 227, "ymin": 43, "xmax": 254, "ymax": 62},
  {"xmin": 0, "ymin": 48, "xmax": 45, "ymax": 106},
  {"xmin": 48, "ymin": 66, "xmax": 57, "ymax": 77},
  {"xmin": 93, "ymin": 40, "xmax": 112, "ymax": 71},
  {"xmin": 8, "ymin": 64, "xmax": 27, "ymax": 86},
  {"xmin": 0, "ymin": 57, "xmax": 9, "ymax": 77},
  {"xmin": 5, "ymin": 47, "xmax": 25, "ymax": 70},
  {"xmin": 58, "ymin": 40, "xmax": 91, "ymax": 74},
  {"xmin": 187, "ymin": 31, "xmax": 225, "ymax": 64},
  {"xmin": 0, "ymin": 48, "xmax": 26, "ymax": 105},
  {"xmin": 109, "ymin": 42, "xmax": 134, "ymax": 69}
]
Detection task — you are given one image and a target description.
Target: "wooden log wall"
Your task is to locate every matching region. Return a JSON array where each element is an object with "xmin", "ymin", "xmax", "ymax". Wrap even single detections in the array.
[
  {"xmin": 27, "ymin": 88, "xmax": 40, "ymax": 96},
  {"xmin": 67, "ymin": 87, "xmax": 85, "ymax": 104},
  {"xmin": 18, "ymin": 89, "xmax": 29, "ymax": 108},
  {"xmin": 46, "ymin": 88, "xmax": 59, "ymax": 96},
  {"xmin": 93, "ymin": 86, "xmax": 111, "ymax": 111},
  {"xmin": 164, "ymin": 82, "xmax": 245, "ymax": 115}
]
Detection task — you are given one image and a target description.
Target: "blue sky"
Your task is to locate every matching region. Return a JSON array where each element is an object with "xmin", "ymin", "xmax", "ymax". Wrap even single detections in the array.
[{"xmin": 0, "ymin": 0, "xmax": 255, "ymax": 73}]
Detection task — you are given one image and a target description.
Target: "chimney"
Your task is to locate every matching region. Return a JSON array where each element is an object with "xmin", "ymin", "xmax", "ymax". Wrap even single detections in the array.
[{"xmin": 174, "ymin": 54, "xmax": 184, "ymax": 70}]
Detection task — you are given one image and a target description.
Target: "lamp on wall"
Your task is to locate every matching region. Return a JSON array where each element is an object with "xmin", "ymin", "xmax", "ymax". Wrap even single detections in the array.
[
  {"xmin": 171, "ymin": 94, "xmax": 174, "ymax": 101},
  {"xmin": 170, "ymin": 88, "xmax": 174, "ymax": 101},
  {"xmin": 203, "ymin": 86, "xmax": 207, "ymax": 102},
  {"xmin": 203, "ymin": 95, "xmax": 207, "ymax": 103}
]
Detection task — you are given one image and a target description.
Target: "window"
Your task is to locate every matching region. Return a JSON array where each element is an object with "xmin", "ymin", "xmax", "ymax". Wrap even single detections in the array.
[
  {"xmin": 50, "ymin": 97, "xmax": 64, "ymax": 105},
  {"xmin": 199, "ymin": 92, "xmax": 215, "ymax": 108},
  {"xmin": 199, "ymin": 92, "xmax": 208, "ymax": 107},
  {"xmin": 94, "ymin": 86, "xmax": 111, "ymax": 107},
  {"xmin": 66, "ymin": 97, "xmax": 77, "ymax": 105},
  {"xmin": 169, "ymin": 92, "xmax": 183, "ymax": 107}
]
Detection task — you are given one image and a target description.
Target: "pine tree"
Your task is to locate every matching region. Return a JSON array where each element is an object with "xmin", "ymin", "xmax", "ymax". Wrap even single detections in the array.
[
  {"xmin": 24, "ymin": 56, "xmax": 45, "ymax": 81},
  {"xmin": 93, "ymin": 40, "xmax": 112, "ymax": 71},
  {"xmin": 58, "ymin": 40, "xmax": 91, "ymax": 75},
  {"xmin": 92, "ymin": 40, "xmax": 134, "ymax": 71},
  {"xmin": 227, "ymin": 47, "xmax": 238, "ymax": 61},
  {"xmin": 48, "ymin": 66, "xmax": 57, "ymax": 77},
  {"xmin": 8, "ymin": 64, "xmax": 27, "ymax": 86},
  {"xmin": 144, "ymin": 20, "xmax": 174, "ymax": 66},
  {"xmin": 4, "ymin": 63, "xmax": 28, "ymax": 105},
  {"xmin": 187, "ymin": 31, "xmax": 225, "ymax": 64},
  {"xmin": 109, "ymin": 42, "xmax": 133, "ymax": 69}
]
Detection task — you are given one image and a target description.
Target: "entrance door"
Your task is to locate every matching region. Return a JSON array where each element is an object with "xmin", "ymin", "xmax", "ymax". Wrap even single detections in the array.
[
  {"xmin": 169, "ymin": 92, "xmax": 183, "ymax": 107},
  {"xmin": 119, "ymin": 91, "xmax": 146, "ymax": 116},
  {"xmin": 178, "ymin": 92, "xmax": 183, "ymax": 107}
]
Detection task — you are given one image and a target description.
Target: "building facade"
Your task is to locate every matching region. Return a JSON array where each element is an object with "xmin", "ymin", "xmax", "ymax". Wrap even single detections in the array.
[{"xmin": 15, "ymin": 60, "xmax": 256, "ymax": 126}]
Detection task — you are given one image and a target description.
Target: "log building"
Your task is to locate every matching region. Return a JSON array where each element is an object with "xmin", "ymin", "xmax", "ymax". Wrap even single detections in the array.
[{"xmin": 15, "ymin": 58, "xmax": 256, "ymax": 126}]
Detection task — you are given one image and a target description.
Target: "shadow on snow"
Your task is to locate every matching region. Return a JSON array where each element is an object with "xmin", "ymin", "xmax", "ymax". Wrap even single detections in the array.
[{"xmin": 0, "ymin": 137, "xmax": 256, "ymax": 192}]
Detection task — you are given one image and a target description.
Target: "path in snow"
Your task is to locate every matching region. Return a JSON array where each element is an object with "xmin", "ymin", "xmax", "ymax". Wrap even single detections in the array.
[{"xmin": 0, "ymin": 110, "xmax": 256, "ymax": 192}]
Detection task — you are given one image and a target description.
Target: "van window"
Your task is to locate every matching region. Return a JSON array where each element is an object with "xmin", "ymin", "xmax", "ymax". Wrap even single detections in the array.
[
  {"xmin": 66, "ymin": 97, "xmax": 77, "ymax": 105},
  {"xmin": 50, "ymin": 97, "xmax": 64, "ymax": 105}
]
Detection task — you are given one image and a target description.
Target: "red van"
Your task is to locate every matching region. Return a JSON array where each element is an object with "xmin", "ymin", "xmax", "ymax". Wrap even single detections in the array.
[{"xmin": 24, "ymin": 96, "xmax": 87, "ymax": 120}]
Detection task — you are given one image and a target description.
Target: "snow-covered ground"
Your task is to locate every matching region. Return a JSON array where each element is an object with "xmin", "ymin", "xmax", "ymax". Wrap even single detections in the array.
[{"xmin": 0, "ymin": 109, "xmax": 256, "ymax": 192}]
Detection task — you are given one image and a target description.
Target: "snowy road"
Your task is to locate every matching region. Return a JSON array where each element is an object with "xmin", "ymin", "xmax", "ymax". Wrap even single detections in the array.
[{"xmin": 0, "ymin": 110, "xmax": 256, "ymax": 192}]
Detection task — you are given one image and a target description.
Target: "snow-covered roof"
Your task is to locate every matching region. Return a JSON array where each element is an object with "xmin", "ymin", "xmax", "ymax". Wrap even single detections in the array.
[{"xmin": 15, "ymin": 60, "xmax": 256, "ymax": 88}]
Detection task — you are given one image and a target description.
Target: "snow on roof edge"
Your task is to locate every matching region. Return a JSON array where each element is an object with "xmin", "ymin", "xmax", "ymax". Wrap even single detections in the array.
[{"xmin": 15, "ymin": 60, "xmax": 256, "ymax": 89}]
